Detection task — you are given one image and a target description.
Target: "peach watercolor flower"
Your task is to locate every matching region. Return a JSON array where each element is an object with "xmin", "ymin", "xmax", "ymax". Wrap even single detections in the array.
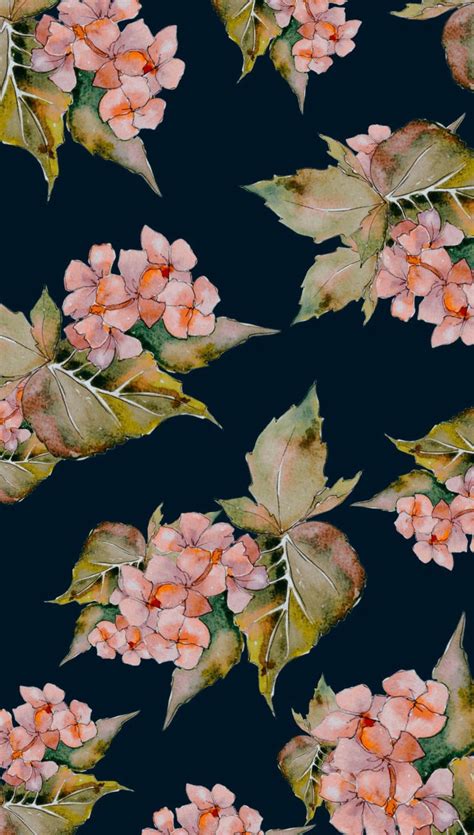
[
  {"xmin": 320, "ymin": 769, "xmax": 399, "ymax": 835},
  {"xmin": 143, "ymin": 807, "xmax": 188, "ymax": 835},
  {"xmin": 346, "ymin": 124, "xmax": 391, "ymax": 180},
  {"xmin": 395, "ymin": 495, "xmax": 434, "ymax": 540},
  {"xmin": 394, "ymin": 768, "xmax": 457, "ymax": 834},
  {"xmin": 57, "ymin": 0, "xmax": 141, "ymax": 26},
  {"xmin": 65, "ymin": 314, "xmax": 142, "ymax": 368},
  {"xmin": 432, "ymin": 282, "xmax": 474, "ymax": 348},
  {"xmin": 51, "ymin": 700, "xmax": 97, "ymax": 748},
  {"xmin": 13, "ymin": 683, "xmax": 67, "ymax": 751},
  {"xmin": 141, "ymin": 226, "xmax": 198, "ymax": 283},
  {"xmin": 266, "ymin": 0, "xmax": 297, "ymax": 27},
  {"xmin": 412, "ymin": 499, "xmax": 468, "ymax": 570},
  {"xmin": 293, "ymin": 0, "xmax": 345, "ymax": 24},
  {"xmin": 176, "ymin": 784, "xmax": 236, "ymax": 835},
  {"xmin": 158, "ymin": 277, "xmax": 220, "ymax": 339},
  {"xmin": 88, "ymin": 618, "xmax": 127, "ymax": 659},
  {"xmin": 118, "ymin": 248, "xmax": 167, "ymax": 327},
  {"xmin": 216, "ymin": 806, "xmax": 264, "ymax": 835},
  {"xmin": 94, "ymin": 21, "xmax": 185, "ymax": 95},
  {"xmin": 292, "ymin": 35, "xmax": 333, "ymax": 74},
  {"xmin": 298, "ymin": 8, "xmax": 361, "ymax": 59},
  {"xmin": 418, "ymin": 257, "xmax": 473, "ymax": 328},
  {"xmin": 146, "ymin": 606, "xmax": 210, "ymax": 669},
  {"xmin": 0, "ymin": 711, "xmax": 13, "ymax": 768},
  {"xmin": 117, "ymin": 623, "xmax": 153, "ymax": 665},
  {"xmin": 31, "ymin": 17, "xmax": 77, "ymax": 92},
  {"xmin": 222, "ymin": 534, "xmax": 268, "ymax": 614},
  {"xmin": 7, "ymin": 725, "xmax": 47, "ymax": 765},
  {"xmin": 311, "ymin": 684, "xmax": 387, "ymax": 744},
  {"xmin": 392, "ymin": 209, "xmax": 463, "ymax": 258},
  {"xmin": 446, "ymin": 465, "xmax": 474, "ymax": 498},
  {"xmin": 3, "ymin": 759, "xmax": 58, "ymax": 792},
  {"xmin": 375, "ymin": 246, "xmax": 416, "ymax": 322},
  {"xmin": 0, "ymin": 384, "xmax": 30, "ymax": 453},
  {"xmin": 380, "ymin": 670, "xmax": 448, "ymax": 740},
  {"xmin": 99, "ymin": 75, "xmax": 165, "ymax": 139}
]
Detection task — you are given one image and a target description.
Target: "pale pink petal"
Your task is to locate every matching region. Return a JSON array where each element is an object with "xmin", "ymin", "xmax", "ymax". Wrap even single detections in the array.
[
  {"xmin": 336, "ymin": 683, "xmax": 373, "ymax": 714},
  {"xmin": 382, "ymin": 670, "xmax": 426, "ymax": 699}
]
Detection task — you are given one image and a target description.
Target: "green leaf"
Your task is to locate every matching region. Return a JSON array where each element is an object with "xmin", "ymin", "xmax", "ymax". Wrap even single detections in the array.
[
  {"xmin": 351, "ymin": 203, "xmax": 389, "ymax": 264},
  {"xmin": 211, "ymin": 0, "xmax": 281, "ymax": 77},
  {"xmin": 293, "ymin": 675, "xmax": 338, "ymax": 734},
  {"xmin": 417, "ymin": 615, "xmax": 474, "ymax": 778},
  {"xmin": 247, "ymin": 166, "xmax": 382, "ymax": 244},
  {"xmin": 47, "ymin": 713, "xmax": 138, "ymax": 772},
  {"xmin": 440, "ymin": 757, "xmax": 474, "ymax": 834},
  {"xmin": 448, "ymin": 238, "xmax": 474, "ymax": 268},
  {"xmin": 164, "ymin": 593, "xmax": 243, "ymax": 728},
  {"xmin": 0, "ymin": 0, "xmax": 60, "ymax": 21},
  {"xmin": 54, "ymin": 522, "xmax": 146, "ymax": 605},
  {"xmin": 294, "ymin": 247, "xmax": 378, "ymax": 323},
  {"xmin": 236, "ymin": 520, "xmax": 365, "ymax": 708},
  {"xmin": 61, "ymin": 603, "xmax": 118, "ymax": 665},
  {"xmin": 370, "ymin": 120, "xmax": 474, "ymax": 236},
  {"xmin": 306, "ymin": 473, "xmax": 362, "ymax": 518},
  {"xmin": 30, "ymin": 288, "xmax": 61, "ymax": 361},
  {"xmin": 278, "ymin": 734, "xmax": 325, "ymax": 822},
  {"xmin": 0, "ymin": 19, "xmax": 70, "ymax": 194},
  {"xmin": 147, "ymin": 504, "xmax": 164, "ymax": 542},
  {"xmin": 0, "ymin": 766, "xmax": 125, "ymax": 832},
  {"xmin": 218, "ymin": 497, "xmax": 281, "ymax": 535},
  {"xmin": 319, "ymin": 135, "xmax": 366, "ymax": 179},
  {"xmin": 0, "ymin": 302, "xmax": 48, "ymax": 383},
  {"xmin": 67, "ymin": 70, "xmax": 159, "ymax": 195},
  {"xmin": 0, "ymin": 433, "xmax": 58, "ymax": 504},
  {"xmin": 270, "ymin": 20, "xmax": 308, "ymax": 113},
  {"xmin": 23, "ymin": 345, "xmax": 214, "ymax": 459},
  {"xmin": 131, "ymin": 317, "xmax": 277, "ymax": 374},
  {"xmin": 443, "ymin": 5, "xmax": 474, "ymax": 92},
  {"xmin": 246, "ymin": 386, "xmax": 328, "ymax": 532},
  {"xmin": 391, "ymin": 1, "xmax": 462, "ymax": 20},
  {"xmin": 389, "ymin": 407, "xmax": 474, "ymax": 483},
  {"xmin": 354, "ymin": 469, "xmax": 442, "ymax": 511}
]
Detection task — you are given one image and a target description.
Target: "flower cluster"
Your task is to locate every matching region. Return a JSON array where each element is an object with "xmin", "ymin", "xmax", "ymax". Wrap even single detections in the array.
[
  {"xmin": 265, "ymin": 0, "xmax": 361, "ymax": 76},
  {"xmin": 374, "ymin": 208, "xmax": 473, "ymax": 347},
  {"xmin": 395, "ymin": 468, "xmax": 474, "ymax": 570},
  {"xmin": 314, "ymin": 673, "xmax": 458, "ymax": 834},
  {"xmin": 63, "ymin": 227, "xmax": 220, "ymax": 369},
  {"xmin": 0, "ymin": 684, "xmax": 97, "ymax": 793},
  {"xmin": 142, "ymin": 784, "xmax": 264, "ymax": 835},
  {"xmin": 31, "ymin": 0, "xmax": 185, "ymax": 140},
  {"xmin": 0, "ymin": 382, "xmax": 30, "ymax": 453},
  {"xmin": 88, "ymin": 513, "xmax": 268, "ymax": 669}
]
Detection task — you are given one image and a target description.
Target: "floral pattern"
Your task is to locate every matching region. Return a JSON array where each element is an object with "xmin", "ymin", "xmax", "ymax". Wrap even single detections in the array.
[
  {"xmin": 0, "ymin": 226, "xmax": 274, "ymax": 504},
  {"xmin": 0, "ymin": 681, "xmax": 136, "ymax": 832},
  {"xmin": 0, "ymin": 0, "xmax": 184, "ymax": 193}
]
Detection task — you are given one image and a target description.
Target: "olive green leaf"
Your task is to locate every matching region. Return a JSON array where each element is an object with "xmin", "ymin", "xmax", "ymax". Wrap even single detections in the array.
[
  {"xmin": 30, "ymin": 288, "xmax": 61, "ymax": 361},
  {"xmin": 442, "ymin": 5, "xmax": 474, "ymax": 92},
  {"xmin": 278, "ymin": 734, "xmax": 326, "ymax": 822},
  {"xmin": 0, "ymin": 19, "xmax": 70, "ymax": 194},
  {"xmin": 217, "ymin": 497, "xmax": 281, "ymax": 536},
  {"xmin": 417, "ymin": 614, "xmax": 474, "ymax": 778},
  {"xmin": 211, "ymin": 0, "xmax": 281, "ymax": 77},
  {"xmin": 67, "ymin": 71, "xmax": 159, "ymax": 195},
  {"xmin": 131, "ymin": 317, "xmax": 277, "ymax": 374},
  {"xmin": 0, "ymin": 434, "xmax": 58, "ymax": 504},
  {"xmin": 164, "ymin": 593, "xmax": 244, "ymax": 728},
  {"xmin": 0, "ymin": 302, "xmax": 49, "ymax": 383},
  {"xmin": 54, "ymin": 522, "xmax": 146, "ymax": 606},
  {"xmin": 389, "ymin": 408, "xmax": 474, "ymax": 483},
  {"xmin": 391, "ymin": 1, "xmax": 464, "ymax": 20},
  {"xmin": 0, "ymin": 767, "xmax": 125, "ymax": 833},
  {"xmin": 354, "ymin": 469, "xmax": 444, "ymax": 511},
  {"xmin": 23, "ymin": 345, "xmax": 214, "ymax": 459},
  {"xmin": 437, "ymin": 756, "xmax": 474, "ymax": 835},
  {"xmin": 294, "ymin": 247, "xmax": 378, "ymax": 323},
  {"xmin": 270, "ymin": 20, "xmax": 308, "ymax": 112}
]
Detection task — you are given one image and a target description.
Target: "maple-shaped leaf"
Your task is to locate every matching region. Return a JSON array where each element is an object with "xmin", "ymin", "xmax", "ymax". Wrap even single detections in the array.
[
  {"xmin": 0, "ymin": 16, "xmax": 70, "ymax": 194},
  {"xmin": 211, "ymin": 0, "xmax": 281, "ymax": 77},
  {"xmin": 22, "ymin": 343, "xmax": 214, "ymax": 459},
  {"xmin": 0, "ymin": 766, "xmax": 125, "ymax": 832},
  {"xmin": 0, "ymin": 433, "xmax": 58, "ymax": 504},
  {"xmin": 0, "ymin": 299, "xmax": 51, "ymax": 384},
  {"xmin": 442, "ymin": 5, "xmax": 474, "ymax": 92}
]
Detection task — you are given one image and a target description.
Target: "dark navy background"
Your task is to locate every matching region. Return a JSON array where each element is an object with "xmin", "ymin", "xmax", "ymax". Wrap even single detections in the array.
[{"xmin": 1, "ymin": 0, "xmax": 473, "ymax": 831}]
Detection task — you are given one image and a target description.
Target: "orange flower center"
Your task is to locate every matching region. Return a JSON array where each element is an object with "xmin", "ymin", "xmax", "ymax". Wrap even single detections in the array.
[
  {"xmin": 211, "ymin": 548, "xmax": 223, "ymax": 564},
  {"xmin": 90, "ymin": 303, "xmax": 106, "ymax": 316},
  {"xmin": 360, "ymin": 716, "xmax": 376, "ymax": 729},
  {"xmin": 385, "ymin": 798, "xmax": 397, "ymax": 817},
  {"xmin": 407, "ymin": 255, "xmax": 421, "ymax": 266},
  {"xmin": 326, "ymin": 23, "xmax": 339, "ymax": 41},
  {"xmin": 143, "ymin": 60, "xmax": 155, "ymax": 74},
  {"xmin": 73, "ymin": 24, "xmax": 86, "ymax": 39}
]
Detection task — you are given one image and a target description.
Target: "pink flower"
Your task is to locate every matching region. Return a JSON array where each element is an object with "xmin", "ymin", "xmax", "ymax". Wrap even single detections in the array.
[
  {"xmin": 176, "ymin": 784, "xmax": 236, "ymax": 835},
  {"xmin": 266, "ymin": 0, "xmax": 296, "ymax": 28},
  {"xmin": 346, "ymin": 124, "xmax": 391, "ymax": 180},
  {"xmin": 380, "ymin": 670, "xmax": 448, "ymax": 739},
  {"xmin": 117, "ymin": 622, "xmax": 152, "ymax": 665},
  {"xmin": 94, "ymin": 22, "xmax": 185, "ymax": 96},
  {"xmin": 395, "ymin": 495, "xmax": 434, "ymax": 540},
  {"xmin": 311, "ymin": 684, "xmax": 386, "ymax": 745},
  {"xmin": 293, "ymin": 0, "xmax": 335, "ymax": 23},
  {"xmin": 392, "ymin": 210, "xmax": 463, "ymax": 260},
  {"xmin": 99, "ymin": 75, "xmax": 166, "ymax": 139},
  {"xmin": 292, "ymin": 35, "xmax": 333, "ymax": 74},
  {"xmin": 143, "ymin": 807, "xmax": 188, "ymax": 835},
  {"xmin": 152, "ymin": 513, "xmax": 235, "ymax": 598},
  {"xmin": 51, "ymin": 700, "xmax": 97, "ymax": 748},
  {"xmin": 0, "ymin": 711, "xmax": 13, "ymax": 768},
  {"xmin": 395, "ymin": 769, "xmax": 458, "ymax": 834},
  {"xmin": 31, "ymin": 16, "xmax": 77, "ymax": 92},
  {"xmin": 158, "ymin": 277, "xmax": 220, "ymax": 339},
  {"xmin": 88, "ymin": 618, "xmax": 127, "ymax": 659},
  {"xmin": 141, "ymin": 227, "xmax": 197, "ymax": 284},
  {"xmin": 57, "ymin": 0, "xmax": 141, "ymax": 26},
  {"xmin": 431, "ymin": 282, "xmax": 474, "ymax": 348},
  {"xmin": 299, "ymin": 8, "xmax": 361, "ymax": 59},
  {"xmin": 13, "ymin": 684, "xmax": 66, "ymax": 750},
  {"xmin": 413, "ymin": 499, "xmax": 468, "ymax": 570},
  {"xmin": 146, "ymin": 606, "xmax": 210, "ymax": 670},
  {"xmin": 222, "ymin": 535, "xmax": 268, "ymax": 613},
  {"xmin": 145, "ymin": 554, "xmax": 213, "ymax": 617},
  {"xmin": 65, "ymin": 314, "xmax": 142, "ymax": 368},
  {"xmin": 0, "ymin": 384, "xmax": 30, "ymax": 453},
  {"xmin": 118, "ymin": 248, "xmax": 167, "ymax": 327},
  {"xmin": 418, "ymin": 257, "xmax": 472, "ymax": 328},
  {"xmin": 446, "ymin": 465, "xmax": 474, "ymax": 498},
  {"xmin": 8, "ymin": 725, "xmax": 47, "ymax": 765},
  {"xmin": 375, "ymin": 246, "xmax": 415, "ymax": 322},
  {"xmin": 3, "ymin": 759, "xmax": 58, "ymax": 793},
  {"xmin": 216, "ymin": 806, "xmax": 263, "ymax": 835}
]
